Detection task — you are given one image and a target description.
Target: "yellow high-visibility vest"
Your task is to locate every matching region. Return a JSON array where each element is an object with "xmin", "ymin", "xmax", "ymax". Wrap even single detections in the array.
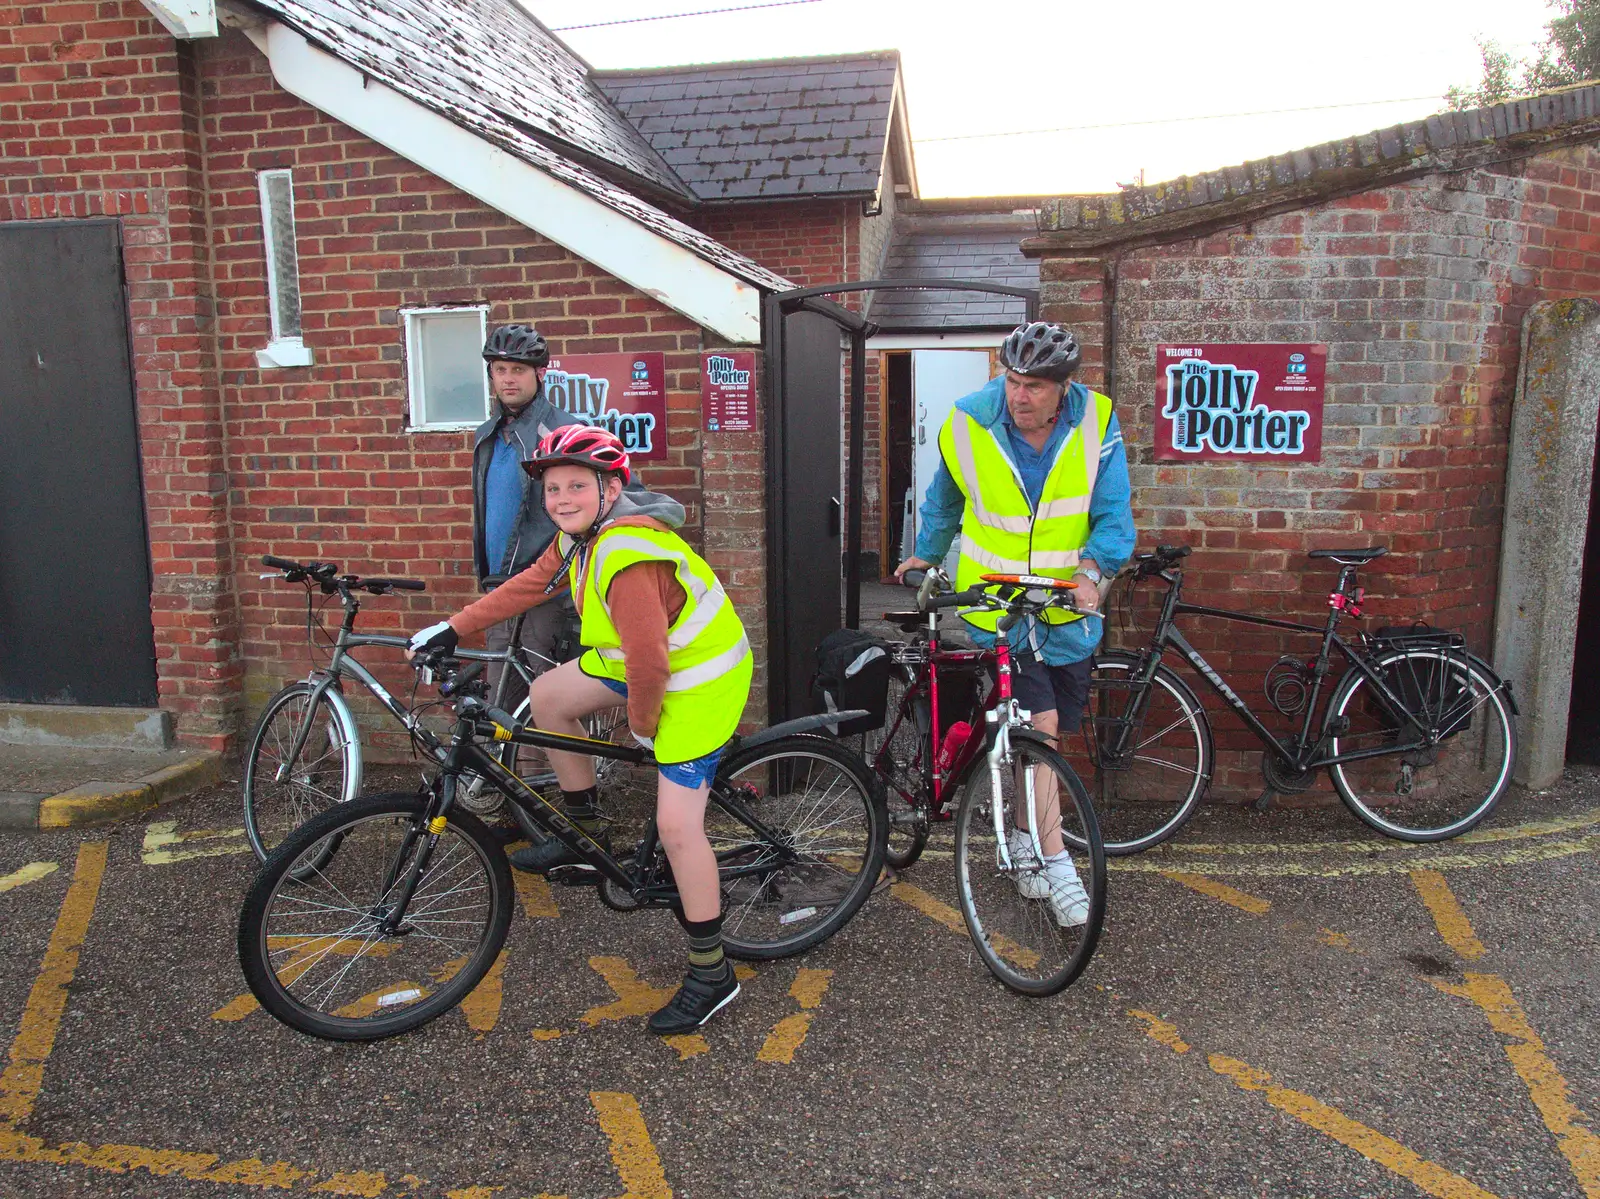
[
  {"xmin": 937, "ymin": 390, "xmax": 1113, "ymax": 634},
  {"xmin": 567, "ymin": 524, "xmax": 752, "ymax": 765}
]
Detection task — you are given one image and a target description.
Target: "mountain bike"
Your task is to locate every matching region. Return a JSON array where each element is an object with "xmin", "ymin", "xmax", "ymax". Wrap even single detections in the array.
[
  {"xmin": 242, "ymin": 555, "xmax": 624, "ymax": 862},
  {"xmin": 237, "ymin": 653, "xmax": 888, "ymax": 1041},
  {"xmin": 1077, "ymin": 544, "xmax": 1517, "ymax": 851},
  {"xmin": 863, "ymin": 568, "xmax": 1106, "ymax": 996}
]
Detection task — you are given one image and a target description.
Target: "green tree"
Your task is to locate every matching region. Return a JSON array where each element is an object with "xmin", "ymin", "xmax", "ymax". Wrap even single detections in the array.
[{"xmin": 1447, "ymin": 0, "xmax": 1600, "ymax": 110}]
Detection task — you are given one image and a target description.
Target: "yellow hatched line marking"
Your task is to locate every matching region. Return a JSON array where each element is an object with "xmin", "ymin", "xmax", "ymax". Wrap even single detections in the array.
[
  {"xmin": 0, "ymin": 862, "xmax": 58, "ymax": 894},
  {"xmin": 1207, "ymin": 1054, "xmax": 1500, "ymax": 1199},
  {"xmin": 590, "ymin": 1092, "xmax": 672, "ymax": 1199},
  {"xmin": 1415, "ymin": 873, "xmax": 1600, "ymax": 1197},
  {"xmin": 0, "ymin": 841, "xmax": 107, "ymax": 1125},
  {"xmin": 1128, "ymin": 1010, "xmax": 1190, "ymax": 1054},
  {"xmin": 1410, "ymin": 869, "xmax": 1486, "ymax": 960},
  {"xmin": 756, "ymin": 968, "xmax": 833, "ymax": 1064},
  {"xmin": 140, "ymin": 819, "xmax": 250, "ymax": 866},
  {"xmin": 459, "ymin": 950, "xmax": 508, "ymax": 1034},
  {"xmin": 888, "ymin": 881, "xmax": 1039, "ymax": 967},
  {"xmin": 1164, "ymin": 872, "xmax": 1272, "ymax": 915}
]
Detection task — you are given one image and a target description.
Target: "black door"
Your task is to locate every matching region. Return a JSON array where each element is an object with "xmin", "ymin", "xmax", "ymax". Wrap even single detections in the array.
[
  {"xmin": 767, "ymin": 308, "xmax": 843, "ymax": 721},
  {"xmin": 0, "ymin": 220, "xmax": 159, "ymax": 706}
]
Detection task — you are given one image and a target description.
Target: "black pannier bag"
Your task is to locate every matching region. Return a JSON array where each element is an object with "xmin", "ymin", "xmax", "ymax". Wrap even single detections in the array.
[
  {"xmin": 811, "ymin": 629, "xmax": 893, "ymax": 735},
  {"xmin": 1372, "ymin": 624, "xmax": 1471, "ymax": 738}
]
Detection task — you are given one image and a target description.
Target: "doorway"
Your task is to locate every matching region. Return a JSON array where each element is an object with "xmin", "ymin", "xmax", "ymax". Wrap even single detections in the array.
[
  {"xmin": 0, "ymin": 220, "xmax": 159, "ymax": 706},
  {"xmin": 1567, "ymin": 417, "xmax": 1600, "ymax": 765}
]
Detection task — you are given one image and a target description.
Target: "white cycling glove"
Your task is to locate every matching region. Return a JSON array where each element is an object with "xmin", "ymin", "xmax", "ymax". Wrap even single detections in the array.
[
  {"xmin": 408, "ymin": 621, "xmax": 459, "ymax": 655},
  {"xmin": 632, "ymin": 730, "xmax": 656, "ymax": 750}
]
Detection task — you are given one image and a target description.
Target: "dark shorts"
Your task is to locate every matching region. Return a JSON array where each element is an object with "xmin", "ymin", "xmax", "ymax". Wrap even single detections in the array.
[{"xmin": 1010, "ymin": 655, "xmax": 1093, "ymax": 729}]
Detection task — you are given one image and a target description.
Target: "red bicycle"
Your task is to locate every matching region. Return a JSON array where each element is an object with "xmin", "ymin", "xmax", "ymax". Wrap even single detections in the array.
[{"xmin": 863, "ymin": 569, "xmax": 1107, "ymax": 995}]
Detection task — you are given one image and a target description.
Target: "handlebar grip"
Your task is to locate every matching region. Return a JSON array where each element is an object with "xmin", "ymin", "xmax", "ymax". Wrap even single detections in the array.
[
  {"xmin": 439, "ymin": 660, "xmax": 484, "ymax": 697},
  {"xmin": 262, "ymin": 555, "xmax": 300, "ymax": 571},
  {"xmin": 365, "ymin": 577, "xmax": 427, "ymax": 592},
  {"xmin": 926, "ymin": 589, "xmax": 983, "ymax": 609},
  {"xmin": 483, "ymin": 705, "xmax": 522, "ymax": 733},
  {"xmin": 900, "ymin": 569, "xmax": 927, "ymax": 588},
  {"xmin": 1157, "ymin": 544, "xmax": 1192, "ymax": 560}
]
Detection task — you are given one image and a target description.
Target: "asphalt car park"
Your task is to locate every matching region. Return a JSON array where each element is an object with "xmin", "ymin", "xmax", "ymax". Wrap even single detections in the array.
[{"xmin": 1, "ymin": 767, "xmax": 1597, "ymax": 1198}]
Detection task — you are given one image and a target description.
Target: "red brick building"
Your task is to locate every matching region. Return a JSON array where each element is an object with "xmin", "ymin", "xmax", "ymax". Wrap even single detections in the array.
[
  {"xmin": 1025, "ymin": 88, "xmax": 1600, "ymax": 794},
  {"xmin": 0, "ymin": 0, "xmax": 916, "ymax": 753}
]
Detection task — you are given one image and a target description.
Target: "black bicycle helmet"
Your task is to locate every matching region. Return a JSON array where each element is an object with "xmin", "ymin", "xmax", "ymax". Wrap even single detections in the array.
[
  {"xmin": 999, "ymin": 321, "xmax": 1081, "ymax": 383},
  {"xmin": 482, "ymin": 323, "xmax": 549, "ymax": 368}
]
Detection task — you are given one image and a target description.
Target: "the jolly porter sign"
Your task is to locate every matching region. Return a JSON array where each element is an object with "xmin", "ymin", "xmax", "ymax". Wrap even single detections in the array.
[
  {"xmin": 543, "ymin": 352, "xmax": 667, "ymax": 462},
  {"xmin": 1154, "ymin": 344, "xmax": 1326, "ymax": 463}
]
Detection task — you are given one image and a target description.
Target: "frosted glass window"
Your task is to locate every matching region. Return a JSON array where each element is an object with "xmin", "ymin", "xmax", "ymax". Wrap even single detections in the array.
[
  {"xmin": 258, "ymin": 169, "xmax": 302, "ymax": 340},
  {"xmin": 405, "ymin": 307, "xmax": 490, "ymax": 429}
]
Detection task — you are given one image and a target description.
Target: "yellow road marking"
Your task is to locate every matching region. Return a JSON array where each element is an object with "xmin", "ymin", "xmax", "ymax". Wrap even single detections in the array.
[
  {"xmin": 1128, "ymin": 1010, "xmax": 1190, "ymax": 1053},
  {"xmin": 590, "ymin": 1092, "xmax": 671, "ymax": 1199},
  {"xmin": 1165, "ymin": 872, "xmax": 1272, "ymax": 914},
  {"xmin": 1208, "ymin": 1054, "xmax": 1500, "ymax": 1199},
  {"xmin": 662, "ymin": 1035, "xmax": 709, "ymax": 1060},
  {"xmin": 0, "ymin": 841, "xmax": 107, "ymax": 1125},
  {"xmin": 310, "ymin": 1170, "xmax": 389, "ymax": 1195},
  {"xmin": 757, "ymin": 968, "xmax": 833, "ymax": 1065},
  {"xmin": 1107, "ymin": 833, "xmax": 1600, "ymax": 878},
  {"xmin": 1410, "ymin": 869, "xmax": 1486, "ymax": 961},
  {"xmin": 581, "ymin": 957, "xmax": 675, "ymax": 1027},
  {"xmin": 211, "ymin": 994, "xmax": 259, "ymax": 1023},
  {"xmin": 331, "ymin": 982, "xmax": 428, "ymax": 1020},
  {"xmin": 889, "ymin": 880, "xmax": 1039, "ymax": 967},
  {"xmin": 459, "ymin": 950, "xmax": 508, "ymax": 1034},
  {"xmin": 214, "ymin": 940, "xmax": 403, "ymax": 1023},
  {"xmin": 0, "ymin": 862, "xmax": 58, "ymax": 894},
  {"xmin": 512, "ymin": 870, "xmax": 560, "ymax": 919},
  {"xmin": 1317, "ymin": 929, "xmax": 1355, "ymax": 950},
  {"xmin": 140, "ymin": 819, "xmax": 250, "ymax": 866}
]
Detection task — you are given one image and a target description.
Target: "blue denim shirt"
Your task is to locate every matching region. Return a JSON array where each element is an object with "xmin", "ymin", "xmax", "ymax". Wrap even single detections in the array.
[{"xmin": 914, "ymin": 376, "xmax": 1134, "ymax": 665}]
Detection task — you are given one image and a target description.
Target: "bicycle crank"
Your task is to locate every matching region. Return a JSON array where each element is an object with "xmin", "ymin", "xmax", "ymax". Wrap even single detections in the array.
[{"xmin": 1261, "ymin": 740, "xmax": 1317, "ymax": 794}]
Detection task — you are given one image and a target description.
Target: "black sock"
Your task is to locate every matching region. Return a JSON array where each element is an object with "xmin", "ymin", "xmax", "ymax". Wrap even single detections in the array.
[
  {"xmin": 680, "ymin": 914, "xmax": 731, "ymax": 984},
  {"xmin": 561, "ymin": 787, "xmax": 604, "ymax": 836}
]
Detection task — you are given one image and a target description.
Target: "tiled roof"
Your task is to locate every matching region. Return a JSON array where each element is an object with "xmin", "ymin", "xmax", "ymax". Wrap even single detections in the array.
[
  {"xmin": 243, "ymin": 0, "xmax": 794, "ymax": 293},
  {"xmin": 596, "ymin": 52, "xmax": 904, "ymax": 202},
  {"xmin": 1026, "ymin": 82, "xmax": 1600, "ymax": 251},
  {"xmin": 871, "ymin": 211, "xmax": 1038, "ymax": 331}
]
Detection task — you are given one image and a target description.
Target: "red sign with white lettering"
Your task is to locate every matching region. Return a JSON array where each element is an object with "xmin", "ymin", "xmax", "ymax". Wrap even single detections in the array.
[
  {"xmin": 542, "ymin": 352, "xmax": 667, "ymax": 462},
  {"xmin": 1154, "ymin": 343, "xmax": 1326, "ymax": 463}
]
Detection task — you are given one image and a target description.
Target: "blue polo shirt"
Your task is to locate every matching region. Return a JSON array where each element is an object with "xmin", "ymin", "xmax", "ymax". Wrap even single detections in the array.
[{"xmin": 483, "ymin": 432, "xmax": 526, "ymax": 575}]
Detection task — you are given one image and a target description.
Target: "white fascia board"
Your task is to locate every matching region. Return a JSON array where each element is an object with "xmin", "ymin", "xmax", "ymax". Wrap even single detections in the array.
[
  {"xmin": 140, "ymin": 0, "xmax": 217, "ymax": 38},
  {"xmin": 247, "ymin": 23, "xmax": 761, "ymax": 344},
  {"xmin": 867, "ymin": 332, "xmax": 1004, "ymax": 350}
]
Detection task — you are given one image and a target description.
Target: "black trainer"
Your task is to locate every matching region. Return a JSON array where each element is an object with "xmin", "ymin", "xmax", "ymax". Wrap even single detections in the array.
[
  {"xmin": 509, "ymin": 832, "xmax": 607, "ymax": 875},
  {"xmin": 647, "ymin": 970, "xmax": 740, "ymax": 1035}
]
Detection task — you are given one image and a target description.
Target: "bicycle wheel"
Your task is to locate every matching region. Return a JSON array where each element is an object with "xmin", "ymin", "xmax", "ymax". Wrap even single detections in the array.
[
  {"xmin": 242, "ymin": 682, "xmax": 360, "ymax": 863},
  {"xmin": 506, "ymin": 704, "xmax": 633, "ymax": 843},
  {"xmin": 710, "ymin": 734, "xmax": 887, "ymax": 960},
  {"xmin": 862, "ymin": 665, "xmax": 931, "ymax": 869},
  {"xmin": 1068, "ymin": 652, "xmax": 1212, "ymax": 855},
  {"xmin": 953, "ymin": 730, "xmax": 1106, "ymax": 996},
  {"xmin": 238, "ymin": 792, "xmax": 513, "ymax": 1042},
  {"xmin": 1328, "ymin": 648, "xmax": 1515, "ymax": 841}
]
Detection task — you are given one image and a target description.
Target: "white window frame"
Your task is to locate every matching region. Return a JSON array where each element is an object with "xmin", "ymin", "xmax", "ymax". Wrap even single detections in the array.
[
  {"xmin": 403, "ymin": 305, "xmax": 491, "ymax": 431},
  {"xmin": 255, "ymin": 168, "xmax": 313, "ymax": 369}
]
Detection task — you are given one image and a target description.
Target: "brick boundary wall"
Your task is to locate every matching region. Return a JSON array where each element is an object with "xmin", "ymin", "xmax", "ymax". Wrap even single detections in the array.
[{"xmin": 1038, "ymin": 146, "xmax": 1600, "ymax": 800}]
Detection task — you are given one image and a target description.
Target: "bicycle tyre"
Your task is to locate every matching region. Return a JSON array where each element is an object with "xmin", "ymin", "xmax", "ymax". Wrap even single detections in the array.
[
  {"xmin": 953, "ymin": 730, "xmax": 1106, "ymax": 997},
  {"xmin": 238, "ymin": 792, "xmax": 514, "ymax": 1042},
  {"xmin": 711, "ymin": 734, "xmax": 888, "ymax": 960},
  {"xmin": 1070, "ymin": 651, "xmax": 1212, "ymax": 855},
  {"xmin": 1327, "ymin": 648, "xmax": 1515, "ymax": 841},
  {"xmin": 242, "ymin": 682, "xmax": 361, "ymax": 865},
  {"xmin": 863, "ymin": 665, "xmax": 931, "ymax": 869}
]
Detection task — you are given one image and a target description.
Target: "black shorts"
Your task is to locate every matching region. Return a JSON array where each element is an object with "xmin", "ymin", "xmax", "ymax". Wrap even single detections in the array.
[{"xmin": 1010, "ymin": 654, "xmax": 1093, "ymax": 729}]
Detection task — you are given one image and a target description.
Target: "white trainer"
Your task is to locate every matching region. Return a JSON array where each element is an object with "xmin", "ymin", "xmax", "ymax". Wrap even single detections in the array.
[
  {"xmin": 1041, "ymin": 853, "xmax": 1090, "ymax": 928},
  {"xmin": 1007, "ymin": 828, "xmax": 1050, "ymax": 900}
]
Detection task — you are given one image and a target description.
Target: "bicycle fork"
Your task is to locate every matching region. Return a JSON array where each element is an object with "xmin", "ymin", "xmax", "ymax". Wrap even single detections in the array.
[{"xmin": 986, "ymin": 705, "xmax": 1046, "ymax": 872}]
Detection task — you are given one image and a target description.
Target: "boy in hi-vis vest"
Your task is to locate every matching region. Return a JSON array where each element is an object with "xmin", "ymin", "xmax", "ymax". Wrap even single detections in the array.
[{"xmin": 410, "ymin": 426, "xmax": 752, "ymax": 1034}]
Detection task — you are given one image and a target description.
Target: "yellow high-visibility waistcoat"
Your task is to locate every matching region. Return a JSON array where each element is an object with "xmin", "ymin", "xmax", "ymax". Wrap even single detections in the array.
[
  {"xmin": 568, "ymin": 524, "xmax": 753, "ymax": 765},
  {"xmin": 937, "ymin": 389, "xmax": 1113, "ymax": 634}
]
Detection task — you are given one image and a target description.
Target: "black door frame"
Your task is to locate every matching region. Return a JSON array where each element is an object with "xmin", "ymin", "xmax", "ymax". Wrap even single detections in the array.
[{"xmin": 762, "ymin": 278, "xmax": 1038, "ymax": 720}]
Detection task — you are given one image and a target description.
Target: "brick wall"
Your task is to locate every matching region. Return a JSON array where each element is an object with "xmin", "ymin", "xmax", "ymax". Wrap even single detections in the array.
[
  {"xmin": 1038, "ymin": 143, "xmax": 1600, "ymax": 799},
  {"xmin": 0, "ymin": 0, "xmax": 241, "ymax": 749}
]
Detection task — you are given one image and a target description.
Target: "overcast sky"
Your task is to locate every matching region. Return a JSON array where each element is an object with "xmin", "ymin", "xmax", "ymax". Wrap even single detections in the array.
[{"xmin": 527, "ymin": 0, "xmax": 1558, "ymax": 196}]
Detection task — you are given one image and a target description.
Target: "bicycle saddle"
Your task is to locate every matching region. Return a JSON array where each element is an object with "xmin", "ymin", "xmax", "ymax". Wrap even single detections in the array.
[
  {"xmin": 880, "ymin": 610, "xmax": 927, "ymax": 632},
  {"xmin": 1308, "ymin": 546, "xmax": 1387, "ymax": 565}
]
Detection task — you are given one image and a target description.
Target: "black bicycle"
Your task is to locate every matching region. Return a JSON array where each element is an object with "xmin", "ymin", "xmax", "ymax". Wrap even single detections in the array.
[
  {"xmin": 1075, "ymin": 544, "xmax": 1517, "ymax": 851},
  {"xmin": 237, "ymin": 653, "xmax": 887, "ymax": 1041}
]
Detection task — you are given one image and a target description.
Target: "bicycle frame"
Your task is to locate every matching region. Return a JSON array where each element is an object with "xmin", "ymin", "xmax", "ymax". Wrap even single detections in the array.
[{"xmin": 1120, "ymin": 564, "xmax": 1461, "ymax": 775}]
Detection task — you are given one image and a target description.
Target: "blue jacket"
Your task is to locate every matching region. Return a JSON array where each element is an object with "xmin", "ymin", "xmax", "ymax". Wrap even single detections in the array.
[{"xmin": 914, "ymin": 377, "xmax": 1134, "ymax": 665}]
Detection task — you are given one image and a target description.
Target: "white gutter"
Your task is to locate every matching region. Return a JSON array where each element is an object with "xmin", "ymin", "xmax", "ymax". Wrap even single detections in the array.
[
  {"xmin": 140, "ymin": 0, "xmax": 216, "ymax": 38},
  {"xmin": 866, "ymin": 332, "xmax": 1005, "ymax": 350},
  {"xmin": 242, "ymin": 22, "xmax": 762, "ymax": 344}
]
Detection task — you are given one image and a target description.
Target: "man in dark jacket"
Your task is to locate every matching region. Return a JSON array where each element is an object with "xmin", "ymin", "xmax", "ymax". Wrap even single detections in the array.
[{"xmin": 473, "ymin": 324, "xmax": 582, "ymax": 703}]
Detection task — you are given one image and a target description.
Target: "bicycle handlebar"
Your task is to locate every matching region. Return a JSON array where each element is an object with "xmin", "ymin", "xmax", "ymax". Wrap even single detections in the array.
[{"xmin": 261, "ymin": 555, "xmax": 425, "ymax": 595}]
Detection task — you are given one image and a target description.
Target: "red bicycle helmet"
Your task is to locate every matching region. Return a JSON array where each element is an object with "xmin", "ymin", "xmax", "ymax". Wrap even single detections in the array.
[{"xmin": 525, "ymin": 424, "xmax": 632, "ymax": 485}]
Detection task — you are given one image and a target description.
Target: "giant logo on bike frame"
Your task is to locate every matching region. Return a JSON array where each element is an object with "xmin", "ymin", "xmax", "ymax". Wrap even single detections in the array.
[
  {"xmin": 1154, "ymin": 344, "xmax": 1326, "ymax": 463},
  {"xmin": 542, "ymin": 352, "xmax": 667, "ymax": 461}
]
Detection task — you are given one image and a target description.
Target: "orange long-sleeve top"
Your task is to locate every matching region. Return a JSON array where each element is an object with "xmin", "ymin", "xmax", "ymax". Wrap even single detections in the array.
[{"xmin": 448, "ymin": 516, "xmax": 685, "ymax": 739}]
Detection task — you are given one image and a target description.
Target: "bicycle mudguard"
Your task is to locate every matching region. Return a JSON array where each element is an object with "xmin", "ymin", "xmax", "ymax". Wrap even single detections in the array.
[{"xmin": 730, "ymin": 711, "xmax": 869, "ymax": 754}]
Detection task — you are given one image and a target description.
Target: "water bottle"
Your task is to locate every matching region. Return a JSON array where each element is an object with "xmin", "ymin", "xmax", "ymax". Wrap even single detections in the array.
[{"xmin": 937, "ymin": 721, "xmax": 973, "ymax": 774}]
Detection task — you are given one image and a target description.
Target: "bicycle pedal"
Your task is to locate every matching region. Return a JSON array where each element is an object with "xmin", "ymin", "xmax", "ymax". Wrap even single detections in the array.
[{"xmin": 547, "ymin": 863, "xmax": 601, "ymax": 887}]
